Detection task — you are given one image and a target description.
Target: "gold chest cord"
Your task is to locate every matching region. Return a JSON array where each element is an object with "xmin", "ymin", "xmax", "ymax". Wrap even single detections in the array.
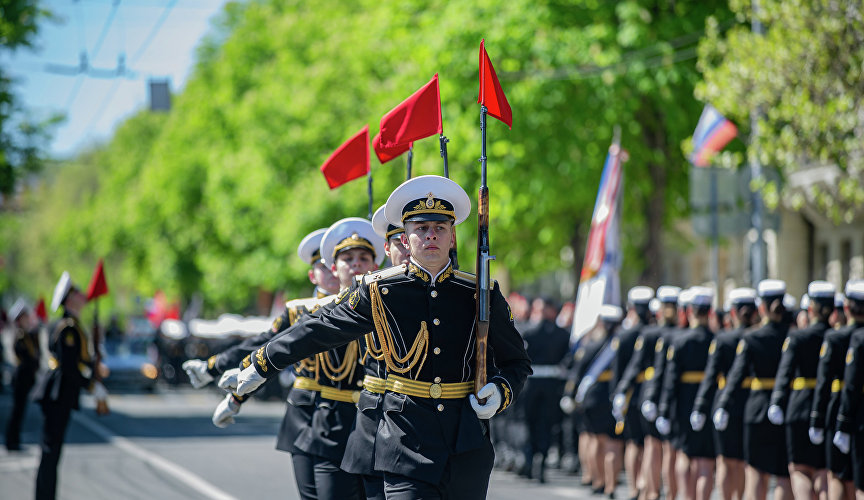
[
  {"xmin": 317, "ymin": 341, "xmax": 359, "ymax": 383},
  {"xmin": 369, "ymin": 282, "xmax": 428, "ymax": 375}
]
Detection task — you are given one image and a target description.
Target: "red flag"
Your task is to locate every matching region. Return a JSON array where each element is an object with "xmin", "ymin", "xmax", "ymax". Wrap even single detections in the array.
[
  {"xmin": 478, "ymin": 39, "xmax": 513, "ymax": 128},
  {"xmin": 320, "ymin": 125, "xmax": 370, "ymax": 189},
  {"xmin": 379, "ymin": 74, "xmax": 443, "ymax": 148},
  {"xmin": 373, "ymin": 132, "xmax": 411, "ymax": 164},
  {"xmin": 35, "ymin": 297, "xmax": 47, "ymax": 322},
  {"xmin": 86, "ymin": 258, "xmax": 109, "ymax": 301}
]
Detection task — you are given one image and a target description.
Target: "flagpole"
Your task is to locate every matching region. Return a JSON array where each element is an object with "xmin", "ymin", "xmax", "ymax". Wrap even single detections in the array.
[
  {"xmin": 406, "ymin": 145, "xmax": 413, "ymax": 180},
  {"xmin": 367, "ymin": 169, "xmax": 373, "ymax": 220},
  {"xmin": 439, "ymin": 134, "xmax": 450, "ymax": 178},
  {"xmin": 750, "ymin": 0, "xmax": 765, "ymax": 285}
]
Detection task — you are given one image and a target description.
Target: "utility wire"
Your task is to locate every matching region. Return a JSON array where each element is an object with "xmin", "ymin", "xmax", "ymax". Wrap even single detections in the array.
[
  {"xmin": 130, "ymin": 0, "xmax": 178, "ymax": 65},
  {"xmin": 90, "ymin": 0, "xmax": 121, "ymax": 61}
]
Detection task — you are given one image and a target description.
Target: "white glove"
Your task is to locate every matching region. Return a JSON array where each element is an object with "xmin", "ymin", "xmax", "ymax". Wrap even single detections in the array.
[
  {"xmin": 690, "ymin": 411, "xmax": 706, "ymax": 431},
  {"xmin": 833, "ymin": 431, "xmax": 851, "ymax": 454},
  {"xmin": 767, "ymin": 405, "xmax": 784, "ymax": 425},
  {"xmin": 235, "ymin": 366, "xmax": 267, "ymax": 396},
  {"xmin": 469, "ymin": 383, "xmax": 502, "ymax": 420},
  {"xmin": 218, "ymin": 368, "xmax": 241, "ymax": 391},
  {"xmin": 641, "ymin": 400, "xmax": 658, "ymax": 422},
  {"xmin": 91, "ymin": 381, "xmax": 108, "ymax": 401},
  {"xmin": 611, "ymin": 393, "xmax": 627, "ymax": 420},
  {"xmin": 560, "ymin": 396, "xmax": 576, "ymax": 414},
  {"xmin": 656, "ymin": 416, "xmax": 671, "ymax": 435},
  {"xmin": 574, "ymin": 377, "xmax": 593, "ymax": 404},
  {"xmin": 212, "ymin": 394, "xmax": 241, "ymax": 428},
  {"xmin": 808, "ymin": 427, "xmax": 824, "ymax": 445},
  {"xmin": 713, "ymin": 408, "xmax": 729, "ymax": 431},
  {"xmin": 182, "ymin": 359, "xmax": 214, "ymax": 389}
]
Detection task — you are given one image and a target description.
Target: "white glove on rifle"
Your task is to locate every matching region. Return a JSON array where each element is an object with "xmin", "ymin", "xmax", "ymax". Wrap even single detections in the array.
[
  {"xmin": 91, "ymin": 381, "xmax": 108, "ymax": 401},
  {"xmin": 690, "ymin": 411, "xmax": 706, "ymax": 432},
  {"xmin": 470, "ymin": 383, "xmax": 502, "ymax": 420},
  {"xmin": 560, "ymin": 396, "xmax": 576, "ymax": 415},
  {"xmin": 767, "ymin": 405, "xmax": 784, "ymax": 425},
  {"xmin": 808, "ymin": 427, "xmax": 824, "ymax": 445},
  {"xmin": 656, "ymin": 416, "xmax": 671, "ymax": 435},
  {"xmin": 212, "ymin": 394, "xmax": 242, "ymax": 428},
  {"xmin": 611, "ymin": 393, "xmax": 626, "ymax": 420},
  {"xmin": 182, "ymin": 359, "xmax": 214, "ymax": 389},
  {"xmin": 833, "ymin": 431, "xmax": 851, "ymax": 454},
  {"xmin": 641, "ymin": 400, "xmax": 658, "ymax": 422},
  {"xmin": 235, "ymin": 366, "xmax": 266, "ymax": 396},
  {"xmin": 218, "ymin": 368, "xmax": 241, "ymax": 391},
  {"xmin": 713, "ymin": 408, "xmax": 729, "ymax": 431}
]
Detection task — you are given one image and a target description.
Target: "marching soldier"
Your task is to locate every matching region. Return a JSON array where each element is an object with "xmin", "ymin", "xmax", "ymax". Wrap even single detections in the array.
[
  {"xmin": 691, "ymin": 287, "xmax": 759, "ymax": 500},
  {"xmin": 32, "ymin": 272, "xmax": 109, "ymax": 500},
  {"xmin": 811, "ymin": 282, "xmax": 862, "ymax": 500},
  {"xmin": 235, "ymin": 175, "xmax": 532, "ymax": 499},
  {"xmin": 713, "ymin": 279, "xmax": 793, "ymax": 500},
  {"xmin": 657, "ymin": 287, "xmax": 716, "ymax": 500},
  {"xmin": 519, "ymin": 296, "xmax": 570, "ymax": 483},
  {"xmin": 610, "ymin": 286, "xmax": 653, "ymax": 500},
  {"xmin": 769, "ymin": 281, "xmax": 835, "ymax": 499},
  {"xmin": 4, "ymin": 299, "xmax": 40, "ymax": 451}
]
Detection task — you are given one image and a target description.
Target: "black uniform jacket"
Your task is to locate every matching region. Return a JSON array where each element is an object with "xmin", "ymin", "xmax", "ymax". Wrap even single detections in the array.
[
  {"xmin": 837, "ymin": 326, "xmax": 864, "ymax": 434},
  {"xmin": 693, "ymin": 327, "xmax": 748, "ymax": 415},
  {"xmin": 658, "ymin": 325, "xmax": 714, "ymax": 424},
  {"xmin": 610, "ymin": 323, "xmax": 646, "ymax": 411},
  {"xmin": 640, "ymin": 325, "xmax": 680, "ymax": 406},
  {"xmin": 253, "ymin": 262, "xmax": 532, "ymax": 483},
  {"xmin": 615, "ymin": 324, "xmax": 663, "ymax": 405},
  {"xmin": 13, "ymin": 326, "xmax": 40, "ymax": 382},
  {"xmin": 717, "ymin": 320, "xmax": 789, "ymax": 424},
  {"xmin": 770, "ymin": 320, "xmax": 830, "ymax": 423},
  {"xmin": 811, "ymin": 323, "xmax": 858, "ymax": 429},
  {"xmin": 32, "ymin": 313, "xmax": 93, "ymax": 409}
]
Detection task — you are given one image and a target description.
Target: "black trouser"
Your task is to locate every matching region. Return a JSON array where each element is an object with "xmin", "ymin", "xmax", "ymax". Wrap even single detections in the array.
[
  {"xmin": 311, "ymin": 455, "xmax": 363, "ymax": 500},
  {"xmin": 291, "ymin": 452, "xmax": 318, "ymax": 500},
  {"xmin": 363, "ymin": 473, "xmax": 386, "ymax": 500},
  {"xmin": 35, "ymin": 401, "xmax": 72, "ymax": 500},
  {"xmin": 5, "ymin": 374, "xmax": 34, "ymax": 450}
]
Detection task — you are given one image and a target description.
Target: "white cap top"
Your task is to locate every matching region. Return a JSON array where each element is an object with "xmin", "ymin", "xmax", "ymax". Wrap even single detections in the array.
[
  {"xmin": 835, "ymin": 293, "xmax": 845, "ymax": 308},
  {"xmin": 800, "ymin": 294, "xmax": 810, "ymax": 310},
  {"xmin": 648, "ymin": 298, "xmax": 661, "ymax": 314},
  {"xmin": 689, "ymin": 286, "xmax": 714, "ymax": 307},
  {"xmin": 8, "ymin": 298, "xmax": 29, "ymax": 321},
  {"xmin": 783, "ymin": 293, "xmax": 797, "ymax": 310},
  {"xmin": 678, "ymin": 288, "xmax": 695, "ymax": 307},
  {"xmin": 320, "ymin": 217, "xmax": 386, "ymax": 268},
  {"xmin": 297, "ymin": 228, "xmax": 328, "ymax": 265},
  {"xmin": 808, "ymin": 280, "xmax": 836, "ymax": 299},
  {"xmin": 757, "ymin": 279, "xmax": 786, "ymax": 298},
  {"xmin": 656, "ymin": 285, "xmax": 681, "ymax": 303},
  {"xmin": 385, "ymin": 175, "xmax": 471, "ymax": 227},
  {"xmin": 600, "ymin": 304, "xmax": 623, "ymax": 322},
  {"xmin": 51, "ymin": 271, "xmax": 72, "ymax": 312},
  {"xmin": 728, "ymin": 287, "xmax": 757, "ymax": 308},
  {"xmin": 846, "ymin": 280, "xmax": 864, "ymax": 301},
  {"xmin": 628, "ymin": 286, "xmax": 654, "ymax": 305}
]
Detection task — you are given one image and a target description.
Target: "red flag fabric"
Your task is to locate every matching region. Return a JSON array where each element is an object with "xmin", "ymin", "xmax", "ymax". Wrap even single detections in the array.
[
  {"xmin": 320, "ymin": 125, "xmax": 370, "ymax": 189},
  {"xmin": 379, "ymin": 74, "xmax": 443, "ymax": 148},
  {"xmin": 373, "ymin": 132, "xmax": 411, "ymax": 164},
  {"xmin": 35, "ymin": 297, "xmax": 47, "ymax": 322},
  {"xmin": 478, "ymin": 39, "xmax": 513, "ymax": 128},
  {"xmin": 86, "ymin": 258, "xmax": 109, "ymax": 301}
]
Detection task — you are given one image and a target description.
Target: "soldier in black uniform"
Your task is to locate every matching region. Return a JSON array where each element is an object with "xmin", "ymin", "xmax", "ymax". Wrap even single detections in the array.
[
  {"xmin": 4, "ymin": 299, "xmax": 40, "ymax": 451},
  {"xmin": 769, "ymin": 281, "xmax": 835, "ymax": 499},
  {"xmin": 691, "ymin": 288, "xmax": 759, "ymax": 500},
  {"xmin": 832, "ymin": 280, "xmax": 864, "ymax": 495},
  {"xmin": 657, "ymin": 287, "xmax": 716, "ymax": 500},
  {"xmin": 812, "ymin": 282, "xmax": 863, "ymax": 500},
  {"xmin": 713, "ymin": 279, "xmax": 793, "ymax": 500},
  {"xmin": 32, "ymin": 272, "xmax": 109, "ymax": 500},
  {"xmin": 235, "ymin": 175, "xmax": 532, "ymax": 500},
  {"xmin": 519, "ymin": 297, "xmax": 570, "ymax": 483},
  {"xmin": 614, "ymin": 285, "xmax": 678, "ymax": 500},
  {"xmin": 610, "ymin": 286, "xmax": 653, "ymax": 500}
]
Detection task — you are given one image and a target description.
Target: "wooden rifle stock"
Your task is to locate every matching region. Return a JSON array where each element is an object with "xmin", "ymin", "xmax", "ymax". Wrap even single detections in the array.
[{"xmin": 474, "ymin": 185, "xmax": 492, "ymax": 399}]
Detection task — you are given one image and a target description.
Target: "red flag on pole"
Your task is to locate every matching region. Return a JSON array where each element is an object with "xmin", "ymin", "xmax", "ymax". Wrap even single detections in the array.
[
  {"xmin": 86, "ymin": 258, "xmax": 109, "ymax": 301},
  {"xmin": 478, "ymin": 39, "xmax": 513, "ymax": 128},
  {"xmin": 373, "ymin": 132, "xmax": 411, "ymax": 164},
  {"xmin": 35, "ymin": 297, "xmax": 47, "ymax": 322},
  {"xmin": 320, "ymin": 125, "xmax": 370, "ymax": 189},
  {"xmin": 379, "ymin": 74, "xmax": 443, "ymax": 148}
]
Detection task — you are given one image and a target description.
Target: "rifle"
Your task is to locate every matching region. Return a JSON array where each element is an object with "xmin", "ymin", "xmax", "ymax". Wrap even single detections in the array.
[
  {"xmin": 440, "ymin": 134, "xmax": 459, "ymax": 269},
  {"xmin": 474, "ymin": 106, "xmax": 496, "ymax": 398}
]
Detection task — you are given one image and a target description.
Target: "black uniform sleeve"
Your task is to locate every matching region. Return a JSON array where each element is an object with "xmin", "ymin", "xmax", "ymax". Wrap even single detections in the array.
[
  {"xmin": 716, "ymin": 339, "xmax": 749, "ymax": 410},
  {"xmin": 59, "ymin": 324, "xmax": 92, "ymax": 389},
  {"xmin": 810, "ymin": 335, "xmax": 835, "ymax": 428},
  {"xmin": 657, "ymin": 338, "xmax": 681, "ymax": 419},
  {"xmin": 613, "ymin": 335, "xmax": 645, "ymax": 396},
  {"xmin": 837, "ymin": 330, "xmax": 864, "ymax": 434},
  {"xmin": 693, "ymin": 339, "xmax": 722, "ymax": 415},
  {"xmin": 770, "ymin": 335, "xmax": 796, "ymax": 409},
  {"xmin": 487, "ymin": 283, "xmax": 533, "ymax": 414},
  {"xmin": 641, "ymin": 336, "xmax": 668, "ymax": 404}
]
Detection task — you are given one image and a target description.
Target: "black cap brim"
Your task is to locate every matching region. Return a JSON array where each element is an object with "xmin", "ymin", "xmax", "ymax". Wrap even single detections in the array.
[{"xmin": 403, "ymin": 213, "xmax": 454, "ymax": 222}]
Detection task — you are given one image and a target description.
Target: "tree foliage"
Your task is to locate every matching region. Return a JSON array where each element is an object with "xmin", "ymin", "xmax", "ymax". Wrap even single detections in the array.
[{"xmin": 4, "ymin": 0, "xmax": 734, "ymax": 315}]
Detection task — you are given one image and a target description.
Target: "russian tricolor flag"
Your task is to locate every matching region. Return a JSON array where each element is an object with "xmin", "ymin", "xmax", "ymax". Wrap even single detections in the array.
[{"xmin": 691, "ymin": 104, "xmax": 738, "ymax": 167}]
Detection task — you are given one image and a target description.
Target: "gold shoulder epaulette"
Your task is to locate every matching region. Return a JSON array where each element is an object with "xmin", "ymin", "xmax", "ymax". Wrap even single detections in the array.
[
  {"xmin": 363, "ymin": 263, "xmax": 409, "ymax": 285},
  {"xmin": 453, "ymin": 270, "xmax": 477, "ymax": 283}
]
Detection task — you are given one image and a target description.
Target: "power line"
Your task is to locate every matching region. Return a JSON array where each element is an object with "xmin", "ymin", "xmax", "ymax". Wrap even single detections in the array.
[
  {"xmin": 90, "ymin": 0, "xmax": 121, "ymax": 61},
  {"xmin": 130, "ymin": 0, "xmax": 178, "ymax": 65}
]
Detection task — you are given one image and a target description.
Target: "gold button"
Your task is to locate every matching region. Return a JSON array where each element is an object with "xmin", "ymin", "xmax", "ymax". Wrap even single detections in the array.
[
  {"xmin": 357, "ymin": 380, "xmax": 364, "ymax": 387},
  {"xmin": 434, "ymin": 347, "xmax": 441, "ymax": 355},
  {"xmin": 431, "ymin": 290, "xmax": 438, "ymax": 298},
  {"xmin": 433, "ymin": 318, "xmax": 440, "ymax": 326},
  {"xmin": 382, "ymin": 287, "xmax": 389, "ymax": 295},
  {"xmin": 434, "ymin": 376, "xmax": 441, "ymax": 383},
  {"xmin": 437, "ymin": 404, "xmax": 444, "ymax": 412}
]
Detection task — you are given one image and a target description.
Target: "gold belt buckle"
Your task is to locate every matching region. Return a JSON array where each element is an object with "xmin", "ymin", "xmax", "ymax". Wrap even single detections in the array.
[{"xmin": 429, "ymin": 383, "xmax": 442, "ymax": 399}]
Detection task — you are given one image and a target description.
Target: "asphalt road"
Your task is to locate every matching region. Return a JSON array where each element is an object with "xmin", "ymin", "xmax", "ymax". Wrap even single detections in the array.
[{"xmin": 0, "ymin": 387, "xmax": 605, "ymax": 499}]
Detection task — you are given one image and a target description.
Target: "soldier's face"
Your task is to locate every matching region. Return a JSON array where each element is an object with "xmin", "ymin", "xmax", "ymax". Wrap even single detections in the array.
[
  {"xmin": 332, "ymin": 248, "xmax": 377, "ymax": 288},
  {"xmin": 309, "ymin": 261, "xmax": 340, "ymax": 295},
  {"xmin": 385, "ymin": 236, "xmax": 410, "ymax": 266},
  {"xmin": 402, "ymin": 220, "xmax": 454, "ymax": 270}
]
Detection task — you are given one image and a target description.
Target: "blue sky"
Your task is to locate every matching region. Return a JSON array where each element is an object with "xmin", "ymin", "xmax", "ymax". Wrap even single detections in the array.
[{"xmin": 2, "ymin": 0, "xmax": 231, "ymax": 158}]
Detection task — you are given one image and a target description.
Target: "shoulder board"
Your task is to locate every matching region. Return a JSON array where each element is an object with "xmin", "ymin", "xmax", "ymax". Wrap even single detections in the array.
[
  {"xmin": 317, "ymin": 294, "xmax": 337, "ymax": 307},
  {"xmin": 453, "ymin": 270, "xmax": 477, "ymax": 283},
  {"xmin": 362, "ymin": 264, "xmax": 408, "ymax": 285},
  {"xmin": 285, "ymin": 296, "xmax": 321, "ymax": 312}
]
